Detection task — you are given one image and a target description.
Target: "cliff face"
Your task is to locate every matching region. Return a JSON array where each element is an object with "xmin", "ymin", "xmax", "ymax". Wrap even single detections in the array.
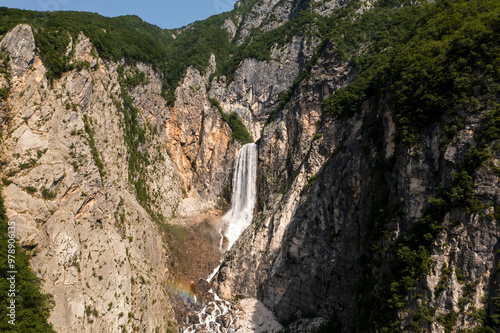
[
  {"xmin": 210, "ymin": 37, "xmax": 316, "ymax": 140},
  {"xmin": 233, "ymin": 0, "xmax": 345, "ymax": 45},
  {"xmin": 0, "ymin": 15, "xmax": 325, "ymax": 332},
  {"xmin": 166, "ymin": 57, "xmax": 238, "ymax": 202},
  {"xmin": 212, "ymin": 20, "xmax": 500, "ymax": 333},
  {"xmin": 0, "ymin": 25, "xmax": 181, "ymax": 332},
  {"xmin": 0, "ymin": 23, "xmax": 240, "ymax": 332},
  {"xmin": 1, "ymin": 0, "xmax": 499, "ymax": 332},
  {"xmin": 214, "ymin": 43, "xmax": 365, "ymax": 325},
  {"xmin": 0, "ymin": 2, "xmax": 322, "ymax": 329}
]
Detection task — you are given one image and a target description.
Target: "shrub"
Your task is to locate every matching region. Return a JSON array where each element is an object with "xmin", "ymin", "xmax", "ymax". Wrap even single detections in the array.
[
  {"xmin": 19, "ymin": 158, "xmax": 37, "ymax": 170},
  {"xmin": 25, "ymin": 186, "xmax": 37, "ymax": 194},
  {"xmin": 82, "ymin": 115, "xmax": 105, "ymax": 179},
  {"xmin": 41, "ymin": 188, "xmax": 56, "ymax": 199},
  {"xmin": 0, "ymin": 86, "xmax": 9, "ymax": 100}
]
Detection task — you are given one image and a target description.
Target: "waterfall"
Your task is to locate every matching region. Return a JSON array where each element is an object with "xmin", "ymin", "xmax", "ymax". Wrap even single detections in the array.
[
  {"xmin": 222, "ymin": 143, "xmax": 258, "ymax": 249},
  {"xmin": 183, "ymin": 143, "xmax": 257, "ymax": 333}
]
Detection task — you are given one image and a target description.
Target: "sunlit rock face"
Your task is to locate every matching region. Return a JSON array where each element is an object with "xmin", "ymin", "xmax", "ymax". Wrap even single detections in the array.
[
  {"xmin": 0, "ymin": 25, "xmax": 184, "ymax": 333},
  {"xmin": 2, "ymin": 0, "xmax": 499, "ymax": 332}
]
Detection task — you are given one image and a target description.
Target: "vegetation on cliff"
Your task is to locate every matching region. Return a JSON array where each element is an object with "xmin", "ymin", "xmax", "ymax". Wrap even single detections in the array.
[
  {"xmin": 1, "ymin": 0, "xmax": 499, "ymax": 331},
  {"xmin": 328, "ymin": 0, "xmax": 500, "ymax": 330},
  {"xmin": 0, "ymin": 5, "xmax": 260, "ymax": 144},
  {"xmin": 0, "ymin": 9, "xmax": 172, "ymax": 82},
  {"xmin": 0, "ymin": 187, "xmax": 56, "ymax": 332},
  {"xmin": 210, "ymin": 98, "xmax": 254, "ymax": 144},
  {"xmin": 322, "ymin": 0, "xmax": 499, "ymax": 146}
]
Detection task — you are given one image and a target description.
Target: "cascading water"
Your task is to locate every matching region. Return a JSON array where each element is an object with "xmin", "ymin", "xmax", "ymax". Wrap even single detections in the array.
[
  {"xmin": 211, "ymin": 142, "xmax": 258, "ymax": 278},
  {"xmin": 182, "ymin": 143, "xmax": 258, "ymax": 333},
  {"xmin": 222, "ymin": 143, "xmax": 258, "ymax": 249}
]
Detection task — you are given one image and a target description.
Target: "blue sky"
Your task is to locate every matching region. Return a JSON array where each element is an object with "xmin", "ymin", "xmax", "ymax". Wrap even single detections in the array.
[{"xmin": 0, "ymin": 0, "xmax": 238, "ymax": 29}]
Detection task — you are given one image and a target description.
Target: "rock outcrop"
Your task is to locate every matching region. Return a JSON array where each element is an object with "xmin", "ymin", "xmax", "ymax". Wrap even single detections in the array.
[
  {"xmin": 166, "ymin": 56, "xmax": 239, "ymax": 203},
  {"xmin": 210, "ymin": 37, "xmax": 317, "ymax": 140},
  {"xmin": 233, "ymin": 0, "xmax": 314, "ymax": 45},
  {"xmin": 0, "ymin": 24, "xmax": 35, "ymax": 79}
]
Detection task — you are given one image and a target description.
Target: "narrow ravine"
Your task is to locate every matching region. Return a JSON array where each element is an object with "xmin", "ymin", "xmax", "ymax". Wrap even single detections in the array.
[{"xmin": 182, "ymin": 143, "xmax": 259, "ymax": 333}]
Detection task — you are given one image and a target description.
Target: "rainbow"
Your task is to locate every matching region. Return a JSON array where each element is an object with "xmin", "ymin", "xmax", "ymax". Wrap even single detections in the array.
[{"xmin": 168, "ymin": 281, "xmax": 198, "ymax": 303}]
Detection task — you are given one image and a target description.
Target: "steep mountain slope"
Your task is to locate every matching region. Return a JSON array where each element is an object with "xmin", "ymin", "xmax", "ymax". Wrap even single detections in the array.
[
  {"xmin": 0, "ymin": 26, "xmax": 182, "ymax": 333},
  {"xmin": 0, "ymin": 0, "xmax": 498, "ymax": 332},
  {"xmin": 213, "ymin": 0, "xmax": 500, "ymax": 331},
  {"xmin": 0, "ymin": 186, "xmax": 56, "ymax": 332}
]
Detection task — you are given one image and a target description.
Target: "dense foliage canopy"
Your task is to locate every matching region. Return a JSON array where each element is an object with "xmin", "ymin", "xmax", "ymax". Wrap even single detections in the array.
[{"xmin": 321, "ymin": 0, "xmax": 500, "ymax": 145}]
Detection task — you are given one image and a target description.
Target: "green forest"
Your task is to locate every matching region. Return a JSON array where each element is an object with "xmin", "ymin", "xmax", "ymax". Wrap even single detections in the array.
[{"xmin": 321, "ymin": 0, "xmax": 500, "ymax": 146}]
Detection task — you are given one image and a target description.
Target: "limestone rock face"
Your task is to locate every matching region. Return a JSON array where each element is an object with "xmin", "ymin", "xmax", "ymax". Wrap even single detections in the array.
[
  {"xmin": 213, "ymin": 43, "xmax": 357, "ymax": 318},
  {"xmin": 206, "ymin": 0, "xmax": 352, "ymax": 141},
  {"xmin": 210, "ymin": 37, "xmax": 318, "ymax": 140},
  {"xmin": 233, "ymin": 0, "xmax": 316, "ymax": 45},
  {"xmin": 234, "ymin": 0, "xmax": 283, "ymax": 45},
  {"xmin": 311, "ymin": 0, "xmax": 350, "ymax": 16},
  {"xmin": 166, "ymin": 55, "xmax": 239, "ymax": 202},
  {"xmin": 2, "ymin": 1, "xmax": 498, "ymax": 331},
  {"xmin": 235, "ymin": 298, "xmax": 283, "ymax": 333},
  {"xmin": 0, "ymin": 23, "xmax": 251, "ymax": 333},
  {"xmin": 0, "ymin": 26, "xmax": 182, "ymax": 333},
  {"xmin": 222, "ymin": 18, "xmax": 238, "ymax": 41},
  {"xmin": 71, "ymin": 32, "xmax": 98, "ymax": 67},
  {"xmin": 212, "ymin": 38, "xmax": 500, "ymax": 332},
  {"xmin": 0, "ymin": 24, "xmax": 35, "ymax": 80},
  {"xmin": 231, "ymin": 0, "xmax": 350, "ymax": 45}
]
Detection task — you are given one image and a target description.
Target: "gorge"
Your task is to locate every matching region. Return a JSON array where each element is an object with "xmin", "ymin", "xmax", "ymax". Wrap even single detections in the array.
[{"xmin": 0, "ymin": 0, "xmax": 499, "ymax": 332}]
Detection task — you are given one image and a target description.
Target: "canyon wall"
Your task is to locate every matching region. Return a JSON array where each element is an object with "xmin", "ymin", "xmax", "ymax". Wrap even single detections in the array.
[
  {"xmin": 1, "ymin": 0, "xmax": 498, "ymax": 332},
  {"xmin": 0, "ymin": 24, "xmax": 239, "ymax": 333},
  {"xmin": 213, "ymin": 36, "xmax": 500, "ymax": 333}
]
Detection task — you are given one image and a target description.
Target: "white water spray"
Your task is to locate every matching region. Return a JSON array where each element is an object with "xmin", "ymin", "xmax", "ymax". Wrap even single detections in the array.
[
  {"xmin": 183, "ymin": 144, "xmax": 258, "ymax": 333},
  {"xmin": 222, "ymin": 143, "xmax": 258, "ymax": 250}
]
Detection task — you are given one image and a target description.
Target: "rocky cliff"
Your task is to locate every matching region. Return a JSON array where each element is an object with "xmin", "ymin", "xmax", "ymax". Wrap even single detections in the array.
[
  {"xmin": 0, "ymin": 23, "xmax": 241, "ymax": 332},
  {"xmin": 0, "ymin": 25, "xmax": 181, "ymax": 333},
  {"xmin": 0, "ymin": 0, "xmax": 499, "ymax": 332},
  {"xmin": 211, "ymin": 1, "xmax": 500, "ymax": 332},
  {"xmin": 214, "ymin": 43, "xmax": 500, "ymax": 330}
]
